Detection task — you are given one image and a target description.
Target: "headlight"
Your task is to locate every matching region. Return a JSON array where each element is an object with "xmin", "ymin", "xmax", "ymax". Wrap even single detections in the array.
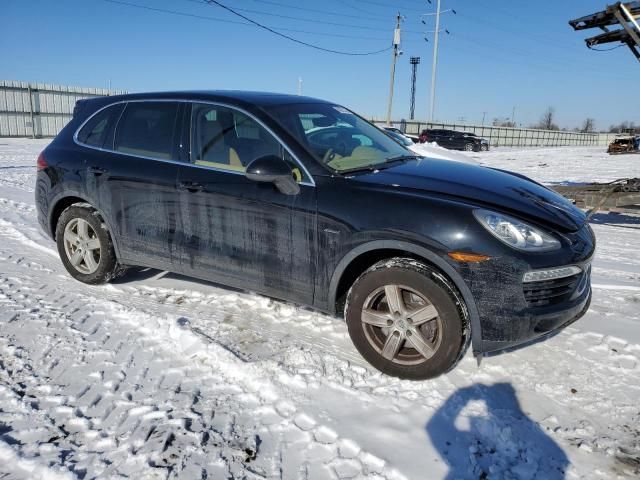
[{"xmin": 473, "ymin": 209, "xmax": 560, "ymax": 252}]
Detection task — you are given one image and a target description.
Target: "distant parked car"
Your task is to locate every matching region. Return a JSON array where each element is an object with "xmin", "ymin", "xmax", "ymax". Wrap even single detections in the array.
[
  {"xmin": 419, "ymin": 129, "xmax": 489, "ymax": 152},
  {"xmin": 381, "ymin": 127, "xmax": 414, "ymax": 147},
  {"xmin": 36, "ymin": 91, "xmax": 593, "ymax": 380}
]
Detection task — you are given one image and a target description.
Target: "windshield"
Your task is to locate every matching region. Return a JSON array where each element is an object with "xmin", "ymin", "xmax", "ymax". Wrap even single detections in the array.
[{"xmin": 265, "ymin": 102, "xmax": 412, "ymax": 172}]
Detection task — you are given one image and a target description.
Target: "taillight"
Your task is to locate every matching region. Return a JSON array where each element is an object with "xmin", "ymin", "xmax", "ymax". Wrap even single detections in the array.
[{"xmin": 36, "ymin": 152, "xmax": 47, "ymax": 171}]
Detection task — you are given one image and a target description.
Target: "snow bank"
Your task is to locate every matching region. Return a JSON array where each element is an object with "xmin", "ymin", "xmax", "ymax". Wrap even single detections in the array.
[{"xmin": 409, "ymin": 141, "xmax": 478, "ymax": 164}]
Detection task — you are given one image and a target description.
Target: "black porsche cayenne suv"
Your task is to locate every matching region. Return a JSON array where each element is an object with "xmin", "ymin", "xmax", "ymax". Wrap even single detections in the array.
[{"xmin": 35, "ymin": 91, "xmax": 594, "ymax": 380}]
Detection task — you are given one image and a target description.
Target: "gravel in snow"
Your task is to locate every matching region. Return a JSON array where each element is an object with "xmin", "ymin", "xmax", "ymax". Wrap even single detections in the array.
[{"xmin": 0, "ymin": 139, "xmax": 639, "ymax": 479}]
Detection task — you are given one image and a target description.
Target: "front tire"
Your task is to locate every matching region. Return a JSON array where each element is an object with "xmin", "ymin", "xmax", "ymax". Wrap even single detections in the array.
[
  {"xmin": 345, "ymin": 258, "xmax": 464, "ymax": 380},
  {"xmin": 464, "ymin": 142, "xmax": 475, "ymax": 152},
  {"xmin": 55, "ymin": 205, "xmax": 121, "ymax": 284}
]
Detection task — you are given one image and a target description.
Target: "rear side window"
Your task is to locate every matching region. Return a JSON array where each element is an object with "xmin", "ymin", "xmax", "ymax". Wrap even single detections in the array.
[
  {"xmin": 77, "ymin": 103, "xmax": 125, "ymax": 148},
  {"xmin": 114, "ymin": 102, "xmax": 180, "ymax": 160}
]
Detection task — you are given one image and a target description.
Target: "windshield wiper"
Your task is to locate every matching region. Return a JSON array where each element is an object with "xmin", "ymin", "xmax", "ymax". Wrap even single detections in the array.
[{"xmin": 338, "ymin": 155, "xmax": 419, "ymax": 175}]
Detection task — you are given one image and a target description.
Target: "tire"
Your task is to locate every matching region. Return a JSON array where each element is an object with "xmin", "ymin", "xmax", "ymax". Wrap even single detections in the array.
[
  {"xmin": 345, "ymin": 258, "xmax": 465, "ymax": 380},
  {"xmin": 55, "ymin": 204, "xmax": 122, "ymax": 284},
  {"xmin": 480, "ymin": 144, "xmax": 489, "ymax": 152},
  {"xmin": 464, "ymin": 143, "xmax": 475, "ymax": 152}
]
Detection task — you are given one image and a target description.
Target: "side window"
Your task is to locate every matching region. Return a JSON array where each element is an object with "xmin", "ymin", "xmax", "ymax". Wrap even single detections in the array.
[
  {"xmin": 77, "ymin": 103, "xmax": 125, "ymax": 148},
  {"xmin": 114, "ymin": 102, "xmax": 180, "ymax": 160},
  {"xmin": 190, "ymin": 103, "xmax": 310, "ymax": 182}
]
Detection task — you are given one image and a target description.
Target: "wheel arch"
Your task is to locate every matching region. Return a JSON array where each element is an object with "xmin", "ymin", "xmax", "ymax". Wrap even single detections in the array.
[
  {"xmin": 48, "ymin": 193, "xmax": 122, "ymax": 261},
  {"xmin": 328, "ymin": 240, "xmax": 483, "ymax": 355}
]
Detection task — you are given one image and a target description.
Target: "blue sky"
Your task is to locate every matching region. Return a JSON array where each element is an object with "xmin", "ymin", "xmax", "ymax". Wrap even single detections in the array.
[{"xmin": 2, "ymin": 0, "xmax": 637, "ymax": 129}]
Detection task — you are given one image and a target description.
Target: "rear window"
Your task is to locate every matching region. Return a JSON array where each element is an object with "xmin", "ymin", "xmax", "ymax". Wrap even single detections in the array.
[
  {"xmin": 77, "ymin": 103, "xmax": 125, "ymax": 148},
  {"xmin": 114, "ymin": 102, "xmax": 180, "ymax": 160}
]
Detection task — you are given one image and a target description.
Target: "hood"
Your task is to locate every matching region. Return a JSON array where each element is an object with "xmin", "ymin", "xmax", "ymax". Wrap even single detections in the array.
[{"xmin": 353, "ymin": 157, "xmax": 586, "ymax": 232}]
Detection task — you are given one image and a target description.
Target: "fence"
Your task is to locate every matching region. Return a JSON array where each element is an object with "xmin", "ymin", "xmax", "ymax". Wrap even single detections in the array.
[
  {"xmin": 0, "ymin": 80, "xmax": 126, "ymax": 138},
  {"xmin": 373, "ymin": 119, "xmax": 618, "ymax": 147}
]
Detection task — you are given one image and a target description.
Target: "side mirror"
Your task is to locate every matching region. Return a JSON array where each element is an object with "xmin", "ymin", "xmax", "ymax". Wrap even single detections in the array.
[{"xmin": 245, "ymin": 155, "xmax": 300, "ymax": 195}]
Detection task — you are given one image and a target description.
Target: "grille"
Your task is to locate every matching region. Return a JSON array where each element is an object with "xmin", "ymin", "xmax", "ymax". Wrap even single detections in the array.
[{"xmin": 523, "ymin": 273, "xmax": 582, "ymax": 307}]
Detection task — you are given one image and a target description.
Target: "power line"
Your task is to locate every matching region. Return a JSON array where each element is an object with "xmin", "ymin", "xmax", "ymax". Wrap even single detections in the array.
[
  {"xmin": 192, "ymin": 1, "xmax": 397, "ymax": 33},
  {"xmin": 589, "ymin": 44, "xmax": 625, "ymax": 51},
  {"xmin": 203, "ymin": 0, "xmax": 392, "ymax": 55},
  {"xmin": 102, "ymin": 0, "xmax": 390, "ymax": 42},
  {"xmin": 242, "ymin": 0, "xmax": 390, "ymax": 22}
]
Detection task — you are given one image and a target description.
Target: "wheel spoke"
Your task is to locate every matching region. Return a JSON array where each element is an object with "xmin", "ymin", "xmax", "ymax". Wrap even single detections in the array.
[
  {"xmin": 76, "ymin": 219, "xmax": 89, "ymax": 239},
  {"xmin": 83, "ymin": 251, "xmax": 99, "ymax": 271},
  {"xmin": 384, "ymin": 285, "xmax": 405, "ymax": 315},
  {"xmin": 69, "ymin": 249, "xmax": 83, "ymax": 266},
  {"xmin": 409, "ymin": 304, "xmax": 438, "ymax": 326},
  {"xmin": 86, "ymin": 238, "xmax": 101, "ymax": 251},
  {"xmin": 362, "ymin": 308, "xmax": 392, "ymax": 327},
  {"xmin": 406, "ymin": 329, "xmax": 435, "ymax": 360},
  {"xmin": 64, "ymin": 232, "xmax": 80, "ymax": 245},
  {"xmin": 381, "ymin": 331, "xmax": 404, "ymax": 360}
]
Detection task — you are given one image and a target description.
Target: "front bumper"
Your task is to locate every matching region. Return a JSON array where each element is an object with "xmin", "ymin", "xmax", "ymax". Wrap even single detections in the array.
[
  {"xmin": 481, "ymin": 286, "xmax": 591, "ymax": 354},
  {"xmin": 457, "ymin": 227, "xmax": 594, "ymax": 355}
]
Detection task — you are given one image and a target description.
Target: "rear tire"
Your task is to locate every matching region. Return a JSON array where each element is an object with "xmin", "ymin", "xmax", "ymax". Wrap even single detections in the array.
[
  {"xmin": 345, "ymin": 258, "xmax": 464, "ymax": 380},
  {"xmin": 55, "ymin": 205, "xmax": 122, "ymax": 284}
]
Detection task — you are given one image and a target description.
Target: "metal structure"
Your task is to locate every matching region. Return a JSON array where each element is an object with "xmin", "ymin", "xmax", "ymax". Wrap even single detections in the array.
[
  {"xmin": 569, "ymin": 1, "xmax": 640, "ymax": 62},
  {"xmin": 409, "ymin": 57, "xmax": 421, "ymax": 120},
  {"xmin": 0, "ymin": 80, "xmax": 126, "ymax": 138},
  {"xmin": 553, "ymin": 178, "xmax": 640, "ymax": 213},
  {"xmin": 372, "ymin": 119, "xmax": 618, "ymax": 147}
]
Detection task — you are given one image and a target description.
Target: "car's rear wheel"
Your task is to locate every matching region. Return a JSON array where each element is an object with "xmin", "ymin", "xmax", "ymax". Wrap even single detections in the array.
[
  {"xmin": 464, "ymin": 142, "xmax": 475, "ymax": 151},
  {"xmin": 345, "ymin": 258, "xmax": 464, "ymax": 380},
  {"xmin": 56, "ymin": 205, "xmax": 122, "ymax": 284}
]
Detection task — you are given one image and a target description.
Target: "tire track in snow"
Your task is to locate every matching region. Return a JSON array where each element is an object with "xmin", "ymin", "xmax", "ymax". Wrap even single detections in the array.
[{"xmin": 1, "ymin": 194, "xmax": 640, "ymax": 478}]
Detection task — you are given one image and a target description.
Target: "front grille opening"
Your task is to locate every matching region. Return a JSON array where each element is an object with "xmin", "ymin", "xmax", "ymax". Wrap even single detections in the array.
[{"xmin": 523, "ymin": 273, "xmax": 582, "ymax": 307}]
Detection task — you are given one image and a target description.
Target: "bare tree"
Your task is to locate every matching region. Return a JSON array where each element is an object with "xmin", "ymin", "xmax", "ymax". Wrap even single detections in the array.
[
  {"xmin": 492, "ymin": 117, "xmax": 516, "ymax": 128},
  {"xmin": 581, "ymin": 118, "xmax": 595, "ymax": 133},
  {"xmin": 538, "ymin": 107, "xmax": 558, "ymax": 130}
]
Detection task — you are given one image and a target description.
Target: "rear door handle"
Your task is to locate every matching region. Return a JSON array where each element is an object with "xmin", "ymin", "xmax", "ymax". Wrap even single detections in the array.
[
  {"xmin": 88, "ymin": 166, "xmax": 108, "ymax": 176},
  {"xmin": 179, "ymin": 181, "xmax": 204, "ymax": 193}
]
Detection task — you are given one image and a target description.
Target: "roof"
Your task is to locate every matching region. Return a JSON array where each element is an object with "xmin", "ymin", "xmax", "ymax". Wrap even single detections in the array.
[{"xmin": 95, "ymin": 90, "xmax": 330, "ymax": 107}]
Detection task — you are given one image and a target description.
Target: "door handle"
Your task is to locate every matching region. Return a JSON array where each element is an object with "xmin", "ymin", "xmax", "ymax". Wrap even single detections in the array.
[
  {"xmin": 88, "ymin": 166, "xmax": 107, "ymax": 176},
  {"xmin": 179, "ymin": 181, "xmax": 204, "ymax": 193}
]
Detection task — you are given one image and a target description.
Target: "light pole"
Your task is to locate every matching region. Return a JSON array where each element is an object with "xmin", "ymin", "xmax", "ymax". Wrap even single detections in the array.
[{"xmin": 409, "ymin": 57, "xmax": 421, "ymax": 120}]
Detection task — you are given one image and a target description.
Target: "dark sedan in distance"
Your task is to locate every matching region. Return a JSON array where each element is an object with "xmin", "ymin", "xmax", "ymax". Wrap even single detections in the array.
[
  {"xmin": 419, "ymin": 129, "xmax": 490, "ymax": 151},
  {"xmin": 35, "ymin": 91, "xmax": 593, "ymax": 379}
]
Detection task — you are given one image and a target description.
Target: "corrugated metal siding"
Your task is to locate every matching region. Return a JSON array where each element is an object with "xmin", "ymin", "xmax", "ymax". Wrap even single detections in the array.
[{"xmin": 0, "ymin": 80, "xmax": 127, "ymax": 137}]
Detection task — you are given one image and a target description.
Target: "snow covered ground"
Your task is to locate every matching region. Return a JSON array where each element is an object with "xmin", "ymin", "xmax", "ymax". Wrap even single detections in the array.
[{"xmin": 0, "ymin": 139, "xmax": 639, "ymax": 479}]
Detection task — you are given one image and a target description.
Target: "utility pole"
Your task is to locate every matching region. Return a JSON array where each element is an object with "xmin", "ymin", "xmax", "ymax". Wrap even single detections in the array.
[
  {"xmin": 481, "ymin": 111, "xmax": 487, "ymax": 126},
  {"xmin": 422, "ymin": 1, "xmax": 455, "ymax": 122},
  {"xmin": 409, "ymin": 57, "xmax": 420, "ymax": 120},
  {"xmin": 511, "ymin": 106, "xmax": 516, "ymax": 126},
  {"xmin": 386, "ymin": 12, "xmax": 402, "ymax": 126},
  {"xmin": 298, "ymin": 77, "xmax": 303, "ymax": 96}
]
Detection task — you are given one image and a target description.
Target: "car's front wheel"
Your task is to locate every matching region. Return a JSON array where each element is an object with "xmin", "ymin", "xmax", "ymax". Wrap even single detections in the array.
[
  {"xmin": 56, "ymin": 204, "xmax": 122, "ymax": 284},
  {"xmin": 345, "ymin": 258, "xmax": 465, "ymax": 380},
  {"xmin": 464, "ymin": 142, "xmax": 475, "ymax": 151}
]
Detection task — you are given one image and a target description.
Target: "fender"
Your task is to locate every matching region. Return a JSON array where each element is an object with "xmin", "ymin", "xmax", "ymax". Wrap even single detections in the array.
[
  {"xmin": 47, "ymin": 190, "xmax": 123, "ymax": 262},
  {"xmin": 327, "ymin": 240, "xmax": 483, "ymax": 355}
]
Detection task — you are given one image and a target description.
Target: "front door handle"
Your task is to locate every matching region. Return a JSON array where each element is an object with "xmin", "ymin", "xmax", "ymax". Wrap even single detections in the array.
[
  {"xmin": 88, "ymin": 166, "xmax": 107, "ymax": 176},
  {"xmin": 179, "ymin": 181, "xmax": 204, "ymax": 193}
]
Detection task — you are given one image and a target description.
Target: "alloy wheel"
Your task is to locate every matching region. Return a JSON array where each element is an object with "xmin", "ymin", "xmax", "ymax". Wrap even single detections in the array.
[
  {"xmin": 63, "ymin": 218, "xmax": 101, "ymax": 274},
  {"xmin": 361, "ymin": 285, "xmax": 442, "ymax": 365}
]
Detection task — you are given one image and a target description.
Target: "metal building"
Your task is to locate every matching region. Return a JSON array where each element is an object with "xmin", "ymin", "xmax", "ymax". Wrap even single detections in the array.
[{"xmin": 0, "ymin": 80, "xmax": 126, "ymax": 138}]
